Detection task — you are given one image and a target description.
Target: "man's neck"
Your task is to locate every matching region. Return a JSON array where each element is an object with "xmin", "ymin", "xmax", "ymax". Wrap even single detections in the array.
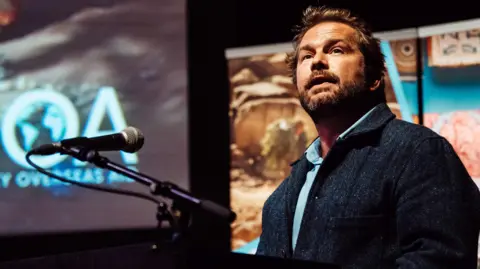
[{"xmin": 315, "ymin": 104, "xmax": 375, "ymax": 158}]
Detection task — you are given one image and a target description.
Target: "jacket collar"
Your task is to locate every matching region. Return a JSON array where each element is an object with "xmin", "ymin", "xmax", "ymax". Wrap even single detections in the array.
[
  {"xmin": 290, "ymin": 102, "xmax": 396, "ymax": 167},
  {"xmin": 341, "ymin": 102, "xmax": 396, "ymax": 140}
]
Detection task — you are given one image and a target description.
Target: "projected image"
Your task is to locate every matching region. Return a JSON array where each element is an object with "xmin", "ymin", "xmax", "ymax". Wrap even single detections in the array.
[
  {"xmin": 0, "ymin": 0, "xmax": 187, "ymax": 234},
  {"xmin": 228, "ymin": 52, "xmax": 317, "ymax": 251},
  {"xmin": 421, "ymin": 28, "xmax": 480, "ymax": 183},
  {"xmin": 228, "ymin": 40, "xmax": 418, "ymax": 253}
]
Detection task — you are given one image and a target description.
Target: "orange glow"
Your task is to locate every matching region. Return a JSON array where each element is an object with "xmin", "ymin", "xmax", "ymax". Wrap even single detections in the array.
[{"xmin": 0, "ymin": 0, "xmax": 17, "ymax": 26}]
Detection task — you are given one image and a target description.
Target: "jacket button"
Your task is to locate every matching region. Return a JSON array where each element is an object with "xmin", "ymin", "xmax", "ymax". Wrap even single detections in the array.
[{"xmin": 281, "ymin": 249, "xmax": 285, "ymax": 257}]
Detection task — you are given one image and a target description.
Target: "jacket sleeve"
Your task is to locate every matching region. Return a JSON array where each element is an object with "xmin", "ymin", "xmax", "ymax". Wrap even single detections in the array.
[{"xmin": 394, "ymin": 137, "xmax": 480, "ymax": 268}]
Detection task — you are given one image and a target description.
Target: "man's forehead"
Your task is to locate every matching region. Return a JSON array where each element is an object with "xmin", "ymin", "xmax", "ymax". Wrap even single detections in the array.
[{"xmin": 300, "ymin": 22, "xmax": 357, "ymax": 46}]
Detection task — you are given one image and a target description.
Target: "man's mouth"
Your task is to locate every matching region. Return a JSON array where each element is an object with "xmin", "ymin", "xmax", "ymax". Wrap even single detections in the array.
[{"xmin": 308, "ymin": 76, "xmax": 336, "ymax": 89}]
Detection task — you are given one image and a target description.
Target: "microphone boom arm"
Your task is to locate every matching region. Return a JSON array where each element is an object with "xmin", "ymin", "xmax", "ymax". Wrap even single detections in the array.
[{"xmin": 62, "ymin": 146, "xmax": 236, "ymax": 223}]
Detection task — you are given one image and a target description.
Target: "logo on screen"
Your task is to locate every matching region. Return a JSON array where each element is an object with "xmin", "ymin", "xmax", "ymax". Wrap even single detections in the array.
[{"xmin": 1, "ymin": 86, "xmax": 137, "ymax": 169}]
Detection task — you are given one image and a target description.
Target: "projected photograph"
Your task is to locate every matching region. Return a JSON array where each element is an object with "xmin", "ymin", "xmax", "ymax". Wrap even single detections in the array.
[
  {"xmin": 228, "ymin": 52, "xmax": 317, "ymax": 251},
  {"xmin": 228, "ymin": 38, "xmax": 418, "ymax": 253},
  {"xmin": 421, "ymin": 28, "xmax": 480, "ymax": 183},
  {"xmin": 0, "ymin": 0, "xmax": 187, "ymax": 234}
]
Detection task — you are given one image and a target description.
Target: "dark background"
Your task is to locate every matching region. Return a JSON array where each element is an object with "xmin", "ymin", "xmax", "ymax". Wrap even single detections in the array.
[
  {"xmin": 0, "ymin": 0, "xmax": 478, "ymax": 262},
  {"xmin": 224, "ymin": 0, "xmax": 479, "ymax": 48}
]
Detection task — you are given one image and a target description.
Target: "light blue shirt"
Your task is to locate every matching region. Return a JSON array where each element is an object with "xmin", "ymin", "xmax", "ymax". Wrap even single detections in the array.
[{"xmin": 291, "ymin": 106, "xmax": 377, "ymax": 251}]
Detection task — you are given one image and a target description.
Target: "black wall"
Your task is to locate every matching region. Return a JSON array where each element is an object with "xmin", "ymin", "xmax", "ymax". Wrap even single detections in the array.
[{"xmin": 225, "ymin": 0, "xmax": 479, "ymax": 48}]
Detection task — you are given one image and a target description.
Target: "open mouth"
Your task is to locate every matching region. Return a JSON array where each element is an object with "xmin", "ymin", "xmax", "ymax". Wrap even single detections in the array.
[{"xmin": 308, "ymin": 76, "xmax": 336, "ymax": 89}]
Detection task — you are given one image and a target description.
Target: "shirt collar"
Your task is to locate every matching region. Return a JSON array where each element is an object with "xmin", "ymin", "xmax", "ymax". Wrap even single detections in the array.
[
  {"xmin": 338, "ymin": 105, "xmax": 377, "ymax": 139},
  {"xmin": 304, "ymin": 105, "xmax": 378, "ymax": 165},
  {"xmin": 305, "ymin": 137, "xmax": 322, "ymax": 165}
]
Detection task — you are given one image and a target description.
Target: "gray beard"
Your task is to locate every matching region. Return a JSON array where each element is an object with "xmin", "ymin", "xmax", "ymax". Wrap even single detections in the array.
[{"xmin": 300, "ymin": 81, "xmax": 367, "ymax": 122}]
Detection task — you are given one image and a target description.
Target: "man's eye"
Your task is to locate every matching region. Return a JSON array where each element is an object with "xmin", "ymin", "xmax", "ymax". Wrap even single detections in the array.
[
  {"xmin": 331, "ymin": 48, "xmax": 344, "ymax": 54},
  {"xmin": 301, "ymin": 54, "xmax": 313, "ymax": 60}
]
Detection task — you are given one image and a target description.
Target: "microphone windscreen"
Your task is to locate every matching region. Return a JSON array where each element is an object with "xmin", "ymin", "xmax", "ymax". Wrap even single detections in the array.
[{"xmin": 122, "ymin": 127, "xmax": 144, "ymax": 153}]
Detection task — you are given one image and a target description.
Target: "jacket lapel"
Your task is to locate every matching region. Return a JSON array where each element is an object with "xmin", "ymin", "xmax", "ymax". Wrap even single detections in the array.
[{"xmin": 284, "ymin": 156, "xmax": 312, "ymax": 257}]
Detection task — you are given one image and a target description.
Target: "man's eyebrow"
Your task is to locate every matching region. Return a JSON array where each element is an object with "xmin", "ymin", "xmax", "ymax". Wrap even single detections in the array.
[
  {"xmin": 298, "ymin": 39, "xmax": 352, "ymax": 52},
  {"xmin": 324, "ymin": 39, "xmax": 352, "ymax": 47},
  {"xmin": 298, "ymin": 44, "xmax": 316, "ymax": 52}
]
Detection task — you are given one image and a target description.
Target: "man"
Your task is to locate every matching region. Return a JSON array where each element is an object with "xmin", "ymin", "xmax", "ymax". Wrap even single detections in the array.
[{"xmin": 256, "ymin": 5, "xmax": 480, "ymax": 269}]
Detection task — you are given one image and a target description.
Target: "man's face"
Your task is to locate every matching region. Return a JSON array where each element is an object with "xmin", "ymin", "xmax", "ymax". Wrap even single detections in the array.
[{"xmin": 295, "ymin": 21, "xmax": 367, "ymax": 120}]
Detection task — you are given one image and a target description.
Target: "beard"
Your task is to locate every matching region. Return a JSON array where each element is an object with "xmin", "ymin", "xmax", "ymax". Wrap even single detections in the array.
[{"xmin": 299, "ymin": 79, "xmax": 368, "ymax": 122}]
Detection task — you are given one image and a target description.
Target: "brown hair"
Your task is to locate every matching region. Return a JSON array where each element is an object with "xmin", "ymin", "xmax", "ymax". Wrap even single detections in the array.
[{"xmin": 286, "ymin": 6, "xmax": 386, "ymax": 98}]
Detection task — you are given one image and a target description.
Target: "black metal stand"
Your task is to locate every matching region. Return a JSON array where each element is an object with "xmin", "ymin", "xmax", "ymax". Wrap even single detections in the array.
[
  {"xmin": 59, "ymin": 146, "xmax": 230, "ymax": 252},
  {"xmin": 148, "ymin": 202, "xmax": 182, "ymax": 258}
]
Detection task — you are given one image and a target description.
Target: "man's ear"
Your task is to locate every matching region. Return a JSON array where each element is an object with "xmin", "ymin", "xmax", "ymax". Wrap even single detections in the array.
[{"xmin": 369, "ymin": 78, "xmax": 382, "ymax": 92}]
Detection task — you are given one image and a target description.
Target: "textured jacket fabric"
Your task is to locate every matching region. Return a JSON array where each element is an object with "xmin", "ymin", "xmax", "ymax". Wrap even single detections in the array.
[{"xmin": 256, "ymin": 103, "xmax": 480, "ymax": 269}]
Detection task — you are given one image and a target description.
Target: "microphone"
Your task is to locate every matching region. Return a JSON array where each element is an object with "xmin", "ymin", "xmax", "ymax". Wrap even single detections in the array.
[{"xmin": 30, "ymin": 126, "xmax": 144, "ymax": 155}]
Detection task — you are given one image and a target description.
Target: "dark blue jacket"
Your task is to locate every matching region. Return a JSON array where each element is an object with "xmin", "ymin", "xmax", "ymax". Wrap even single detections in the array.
[{"xmin": 256, "ymin": 103, "xmax": 480, "ymax": 269}]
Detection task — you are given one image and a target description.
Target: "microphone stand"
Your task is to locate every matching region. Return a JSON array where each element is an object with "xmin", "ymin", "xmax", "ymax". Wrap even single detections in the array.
[{"xmin": 61, "ymin": 146, "xmax": 235, "ymax": 253}]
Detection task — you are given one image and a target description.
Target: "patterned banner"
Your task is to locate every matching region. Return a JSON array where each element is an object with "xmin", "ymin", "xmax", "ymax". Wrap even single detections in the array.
[
  {"xmin": 428, "ymin": 29, "xmax": 480, "ymax": 67},
  {"xmin": 424, "ymin": 110, "xmax": 480, "ymax": 180}
]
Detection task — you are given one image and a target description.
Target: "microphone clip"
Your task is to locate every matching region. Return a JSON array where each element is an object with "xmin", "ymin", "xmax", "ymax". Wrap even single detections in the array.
[{"xmin": 61, "ymin": 146, "xmax": 101, "ymax": 163}]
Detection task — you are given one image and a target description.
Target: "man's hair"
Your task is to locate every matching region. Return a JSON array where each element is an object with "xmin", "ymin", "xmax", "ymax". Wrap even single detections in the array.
[{"xmin": 285, "ymin": 6, "xmax": 386, "ymax": 100}]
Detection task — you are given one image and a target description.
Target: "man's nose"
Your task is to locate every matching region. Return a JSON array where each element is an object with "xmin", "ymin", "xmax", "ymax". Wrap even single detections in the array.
[{"xmin": 311, "ymin": 53, "xmax": 328, "ymax": 71}]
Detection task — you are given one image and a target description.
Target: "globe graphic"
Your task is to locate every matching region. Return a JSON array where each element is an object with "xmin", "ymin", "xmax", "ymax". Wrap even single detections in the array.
[{"xmin": 15, "ymin": 102, "xmax": 68, "ymax": 151}]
